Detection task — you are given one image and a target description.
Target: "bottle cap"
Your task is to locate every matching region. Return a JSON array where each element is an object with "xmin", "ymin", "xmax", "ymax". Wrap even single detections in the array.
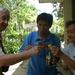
[{"xmin": 48, "ymin": 44, "xmax": 52, "ymax": 47}]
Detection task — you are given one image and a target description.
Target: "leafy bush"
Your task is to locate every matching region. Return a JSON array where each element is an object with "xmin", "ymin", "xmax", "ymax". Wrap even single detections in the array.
[
  {"xmin": 3, "ymin": 32, "xmax": 30, "ymax": 54},
  {"xmin": 55, "ymin": 33, "xmax": 64, "ymax": 41}
]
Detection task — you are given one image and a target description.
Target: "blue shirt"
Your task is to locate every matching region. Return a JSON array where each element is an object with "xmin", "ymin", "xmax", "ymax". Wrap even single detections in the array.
[{"xmin": 20, "ymin": 31, "xmax": 60, "ymax": 75}]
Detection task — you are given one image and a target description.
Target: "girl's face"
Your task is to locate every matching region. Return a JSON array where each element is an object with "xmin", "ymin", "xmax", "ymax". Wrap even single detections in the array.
[{"xmin": 67, "ymin": 24, "xmax": 75, "ymax": 44}]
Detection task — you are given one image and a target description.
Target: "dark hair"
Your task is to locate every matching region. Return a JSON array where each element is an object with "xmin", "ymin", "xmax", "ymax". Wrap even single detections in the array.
[
  {"xmin": 36, "ymin": 13, "xmax": 53, "ymax": 27},
  {"xmin": 66, "ymin": 19, "xmax": 75, "ymax": 28}
]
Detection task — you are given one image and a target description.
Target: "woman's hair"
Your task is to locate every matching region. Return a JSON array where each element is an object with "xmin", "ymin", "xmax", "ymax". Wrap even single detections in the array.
[
  {"xmin": 0, "ymin": 6, "xmax": 10, "ymax": 15},
  {"xmin": 36, "ymin": 13, "xmax": 53, "ymax": 27},
  {"xmin": 65, "ymin": 19, "xmax": 75, "ymax": 28}
]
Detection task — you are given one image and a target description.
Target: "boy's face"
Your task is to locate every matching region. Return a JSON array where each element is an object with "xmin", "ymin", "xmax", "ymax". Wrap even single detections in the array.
[
  {"xmin": 0, "ymin": 12, "xmax": 10, "ymax": 32},
  {"xmin": 37, "ymin": 20, "xmax": 50, "ymax": 36},
  {"xmin": 67, "ymin": 24, "xmax": 75, "ymax": 44}
]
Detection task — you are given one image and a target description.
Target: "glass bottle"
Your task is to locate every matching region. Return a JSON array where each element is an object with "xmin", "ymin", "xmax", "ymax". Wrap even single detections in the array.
[{"xmin": 46, "ymin": 44, "xmax": 54, "ymax": 67}]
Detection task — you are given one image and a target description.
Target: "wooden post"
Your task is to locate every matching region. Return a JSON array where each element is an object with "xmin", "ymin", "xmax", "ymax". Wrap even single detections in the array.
[{"xmin": 63, "ymin": 0, "xmax": 72, "ymax": 47}]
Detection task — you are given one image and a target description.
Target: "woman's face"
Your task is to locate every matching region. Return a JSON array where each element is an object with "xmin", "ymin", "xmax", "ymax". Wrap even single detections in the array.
[
  {"xmin": 0, "ymin": 12, "xmax": 10, "ymax": 32},
  {"xmin": 37, "ymin": 20, "xmax": 50, "ymax": 36},
  {"xmin": 67, "ymin": 24, "xmax": 75, "ymax": 44}
]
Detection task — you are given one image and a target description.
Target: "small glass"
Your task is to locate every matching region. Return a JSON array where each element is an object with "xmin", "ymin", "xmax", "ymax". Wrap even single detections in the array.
[{"xmin": 34, "ymin": 43, "xmax": 42, "ymax": 46}]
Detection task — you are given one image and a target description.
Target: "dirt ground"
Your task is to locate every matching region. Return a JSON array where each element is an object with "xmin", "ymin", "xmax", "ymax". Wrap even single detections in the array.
[
  {"xmin": 4, "ymin": 58, "xmax": 73, "ymax": 75},
  {"xmin": 12, "ymin": 59, "xmax": 29, "ymax": 75}
]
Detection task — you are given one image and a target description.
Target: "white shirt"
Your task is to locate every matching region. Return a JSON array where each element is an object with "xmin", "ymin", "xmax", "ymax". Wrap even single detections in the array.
[
  {"xmin": 0, "ymin": 47, "xmax": 5, "ymax": 75},
  {"xmin": 62, "ymin": 43, "xmax": 75, "ymax": 75},
  {"xmin": 0, "ymin": 47, "xmax": 5, "ymax": 56}
]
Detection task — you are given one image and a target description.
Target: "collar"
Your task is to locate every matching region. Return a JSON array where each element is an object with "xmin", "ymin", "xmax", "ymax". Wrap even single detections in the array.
[{"xmin": 36, "ymin": 31, "xmax": 52, "ymax": 41}]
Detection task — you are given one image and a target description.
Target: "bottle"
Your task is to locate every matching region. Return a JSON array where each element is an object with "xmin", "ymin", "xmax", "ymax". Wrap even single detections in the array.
[
  {"xmin": 46, "ymin": 51, "xmax": 51, "ymax": 67},
  {"xmin": 48, "ymin": 44, "xmax": 55, "ymax": 59},
  {"xmin": 46, "ymin": 44, "xmax": 53, "ymax": 67}
]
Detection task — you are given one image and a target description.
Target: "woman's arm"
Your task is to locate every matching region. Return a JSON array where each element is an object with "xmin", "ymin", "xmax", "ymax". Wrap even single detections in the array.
[{"xmin": 0, "ymin": 46, "xmax": 42, "ymax": 66}]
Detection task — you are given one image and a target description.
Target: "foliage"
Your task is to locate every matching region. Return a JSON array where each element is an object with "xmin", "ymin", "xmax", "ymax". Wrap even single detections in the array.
[
  {"xmin": 4, "ymin": 41, "xmax": 20, "ymax": 54},
  {"xmin": 51, "ymin": 17, "xmax": 64, "ymax": 41},
  {"xmin": 52, "ymin": 2, "xmax": 63, "ymax": 20},
  {"xmin": 0, "ymin": 0, "xmax": 39, "ymax": 54},
  {"xmin": 3, "ymin": 32, "xmax": 29, "ymax": 54},
  {"xmin": 51, "ymin": 2, "xmax": 64, "ymax": 41}
]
